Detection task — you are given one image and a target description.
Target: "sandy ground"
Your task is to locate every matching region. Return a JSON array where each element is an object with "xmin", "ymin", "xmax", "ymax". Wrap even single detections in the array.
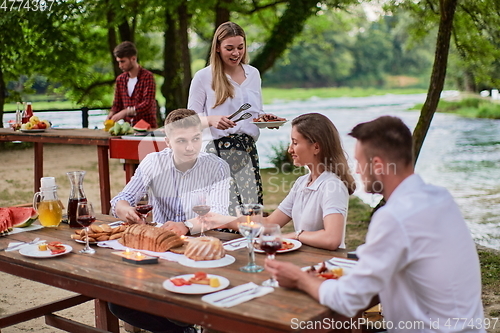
[{"xmin": 0, "ymin": 144, "xmax": 132, "ymax": 333}]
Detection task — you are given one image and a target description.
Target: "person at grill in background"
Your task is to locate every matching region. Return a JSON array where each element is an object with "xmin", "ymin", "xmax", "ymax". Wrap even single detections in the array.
[
  {"xmin": 107, "ymin": 41, "xmax": 157, "ymax": 128},
  {"xmin": 188, "ymin": 21, "xmax": 280, "ymax": 218},
  {"xmin": 205, "ymin": 113, "xmax": 356, "ymax": 250},
  {"xmin": 111, "ymin": 108, "xmax": 230, "ymax": 235},
  {"xmin": 266, "ymin": 116, "xmax": 485, "ymax": 333}
]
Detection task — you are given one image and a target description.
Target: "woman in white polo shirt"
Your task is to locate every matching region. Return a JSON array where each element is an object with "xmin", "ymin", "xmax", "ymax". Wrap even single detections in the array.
[
  {"xmin": 205, "ymin": 113, "xmax": 356, "ymax": 250},
  {"xmin": 267, "ymin": 113, "xmax": 356, "ymax": 250}
]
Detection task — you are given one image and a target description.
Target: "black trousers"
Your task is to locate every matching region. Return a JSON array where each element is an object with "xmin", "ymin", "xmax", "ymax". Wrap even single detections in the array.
[{"xmin": 108, "ymin": 303, "xmax": 192, "ymax": 333}]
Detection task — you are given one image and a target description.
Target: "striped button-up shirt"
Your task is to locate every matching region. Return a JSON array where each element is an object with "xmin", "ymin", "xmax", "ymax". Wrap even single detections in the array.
[{"xmin": 111, "ymin": 149, "xmax": 230, "ymax": 224}]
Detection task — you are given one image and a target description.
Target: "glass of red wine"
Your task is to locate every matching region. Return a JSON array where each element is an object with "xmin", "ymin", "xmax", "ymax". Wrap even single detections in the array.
[
  {"xmin": 192, "ymin": 193, "xmax": 210, "ymax": 237},
  {"xmin": 260, "ymin": 223, "xmax": 282, "ymax": 287},
  {"xmin": 76, "ymin": 201, "xmax": 96, "ymax": 254},
  {"xmin": 135, "ymin": 191, "xmax": 152, "ymax": 223}
]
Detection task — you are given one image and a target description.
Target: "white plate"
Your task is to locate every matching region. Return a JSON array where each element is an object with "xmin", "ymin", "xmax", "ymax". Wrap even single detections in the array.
[
  {"xmin": 163, "ymin": 274, "xmax": 230, "ymax": 294},
  {"xmin": 254, "ymin": 238, "xmax": 302, "ymax": 254},
  {"xmin": 178, "ymin": 254, "xmax": 235, "ymax": 268},
  {"xmin": 20, "ymin": 129, "xmax": 46, "ymax": 133},
  {"xmin": 252, "ymin": 120, "xmax": 287, "ymax": 128},
  {"xmin": 301, "ymin": 260, "xmax": 353, "ymax": 275},
  {"xmin": 19, "ymin": 244, "xmax": 72, "ymax": 258}
]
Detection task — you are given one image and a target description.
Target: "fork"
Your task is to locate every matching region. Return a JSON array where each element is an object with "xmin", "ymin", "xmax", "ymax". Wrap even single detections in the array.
[
  {"xmin": 228, "ymin": 103, "xmax": 251, "ymax": 120},
  {"xmin": 233, "ymin": 112, "xmax": 252, "ymax": 123},
  {"xmin": 0, "ymin": 237, "xmax": 41, "ymax": 252}
]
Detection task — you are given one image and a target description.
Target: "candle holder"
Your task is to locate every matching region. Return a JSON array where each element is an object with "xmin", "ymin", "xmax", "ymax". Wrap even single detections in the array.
[
  {"xmin": 114, "ymin": 249, "xmax": 159, "ymax": 265},
  {"xmin": 236, "ymin": 204, "xmax": 264, "ymax": 273}
]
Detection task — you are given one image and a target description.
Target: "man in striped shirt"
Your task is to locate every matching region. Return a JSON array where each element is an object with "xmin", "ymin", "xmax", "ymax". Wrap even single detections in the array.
[{"xmin": 111, "ymin": 108, "xmax": 230, "ymax": 235}]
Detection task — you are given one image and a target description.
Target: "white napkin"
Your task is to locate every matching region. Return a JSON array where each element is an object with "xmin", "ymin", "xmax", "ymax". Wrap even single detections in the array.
[
  {"xmin": 97, "ymin": 239, "xmax": 183, "ymax": 262},
  {"xmin": 202, "ymin": 282, "xmax": 273, "ymax": 308},
  {"xmin": 223, "ymin": 238, "xmax": 248, "ymax": 251},
  {"xmin": 5, "ymin": 240, "xmax": 46, "ymax": 252},
  {"xmin": 328, "ymin": 257, "xmax": 358, "ymax": 268}
]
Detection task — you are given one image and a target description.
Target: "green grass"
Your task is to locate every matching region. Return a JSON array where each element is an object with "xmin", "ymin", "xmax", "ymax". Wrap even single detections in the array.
[
  {"xmin": 411, "ymin": 98, "xmax": 500, "ymax": 119},
  {"xmin": 262, "ymin": 87, "xmax": 427, "ymax": 104},
  {"xmin": 478, "ymin": 248, "xmax": 500, "ymax": 295}
]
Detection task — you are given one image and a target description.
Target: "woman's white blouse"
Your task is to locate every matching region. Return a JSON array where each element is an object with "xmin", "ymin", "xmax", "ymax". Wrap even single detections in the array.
[{"xmin": 188, "ymin": 64, "xmax": 264, "ymax": 142}]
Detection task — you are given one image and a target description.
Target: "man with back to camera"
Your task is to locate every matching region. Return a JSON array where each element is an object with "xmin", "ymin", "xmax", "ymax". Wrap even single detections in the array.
[
  {"xmin": 107, "ymin": 41, "xmax": 157, "ymax": 128},
  {"xmin": 266, "ymin": 116, "xmax": 485, "ymax": 332}
]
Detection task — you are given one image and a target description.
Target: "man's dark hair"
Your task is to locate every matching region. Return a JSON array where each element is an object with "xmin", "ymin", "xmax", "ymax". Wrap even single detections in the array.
[
  {"xmin": 164, "ymin": 109, "xmax": 201, "ymax": 136},
  {"xmin": 349, "ymin": 116, "xmax": 413, "ymax": 166},
  {"xmin": 113, "ymin": 41, "xmax": 137, "ymax": 58}
]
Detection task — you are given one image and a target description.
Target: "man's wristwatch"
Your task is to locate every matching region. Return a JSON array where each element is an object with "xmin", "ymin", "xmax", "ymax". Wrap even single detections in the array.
[
  {"xmin": 182, "ymin": 221, "xmax": 193, "ymax": 235},
  {"xmin": 295, "ymin": 229, "xmax": 304, "ymax": 240}
]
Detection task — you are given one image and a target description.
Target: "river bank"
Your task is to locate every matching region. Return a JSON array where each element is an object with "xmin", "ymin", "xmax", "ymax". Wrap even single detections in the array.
[{"xmin": 0, "ymin": 144, "xmax": 499, "ymax": 332}]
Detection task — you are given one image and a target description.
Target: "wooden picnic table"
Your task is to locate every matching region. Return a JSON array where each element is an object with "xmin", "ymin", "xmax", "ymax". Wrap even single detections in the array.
[
  {"xmin": 0, "ymin": 128, "xmax": 111, "ymax": 214},
  {"xmin": 0, "ymin": 216, "xmax": 364, "ymax": 333}
]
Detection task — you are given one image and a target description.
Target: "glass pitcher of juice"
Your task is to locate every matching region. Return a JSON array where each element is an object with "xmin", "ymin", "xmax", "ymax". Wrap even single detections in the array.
[{"xmin": 33, "ymin": 185, "xmax": 63, "ymax": 228}]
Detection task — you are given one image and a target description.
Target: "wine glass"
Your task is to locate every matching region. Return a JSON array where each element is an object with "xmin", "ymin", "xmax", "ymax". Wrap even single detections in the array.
[
  {"xmin": 192, "ymin": 192, "xmax": 210, "ymax": 236},
  {"xmin": 260, "ymin": 224, "xmax": 282, "ymax": 287},
  {"xmin": 135, "ymin": 191, "xmax": 152, "ymax": 223},
  {"xmin": 76, "ymin": 201, "xmax": 96, "ymax": 254},
  {"xmin": 236, "ymin": 204, "xmax": 264, "ymax": 273}
]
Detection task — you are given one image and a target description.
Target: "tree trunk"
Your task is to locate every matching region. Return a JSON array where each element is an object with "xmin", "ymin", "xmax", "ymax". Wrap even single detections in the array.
[
  {"xmin": 161, "ymin": 9, "xmax": 182, "ymax": 115},
  {"xmin": 250, "ymin": 0, "xmax": 318, "ymax": 75},
  {"xmin": 106, "ymin": 8, "xmax": 120, "ymax": 77},
  {"xmin": 0, "ymin": 54, "xmax": 5, "ymax": 129},
  {"xmin": 215, "ymin": 0, "xmax": 231, "ymax": 29},
  {"xmin": 178, "ymin": 3, "xmax": 192, "ymax": 107},
  {"xmin": 412, "ymin": 0, "xmax": 458, "ymax": 163}
]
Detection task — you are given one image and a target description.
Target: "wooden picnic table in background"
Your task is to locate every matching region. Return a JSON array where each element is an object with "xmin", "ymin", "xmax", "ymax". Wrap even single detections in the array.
[
  {"xmin": 0, "ymin": 215, "xmax": 365, "ymax": 333},
  {"xmin": 0, "ymin": 128, "xmax": 111, "ymax": 214}
]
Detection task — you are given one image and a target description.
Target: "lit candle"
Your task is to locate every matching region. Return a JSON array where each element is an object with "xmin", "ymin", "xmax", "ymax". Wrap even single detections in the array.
[{"xmin": 135, "ymin": 252, "xmax": 144, "ymax": 259}]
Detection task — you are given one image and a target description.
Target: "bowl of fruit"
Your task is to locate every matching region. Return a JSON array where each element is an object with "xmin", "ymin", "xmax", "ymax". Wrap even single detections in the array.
[{"xmin": 20, "ymin": 116, "xmax": 51, "ymax": 132}]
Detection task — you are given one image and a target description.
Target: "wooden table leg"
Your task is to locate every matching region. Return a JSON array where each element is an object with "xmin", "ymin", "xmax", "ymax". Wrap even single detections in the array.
[
  {"xmin": 97, "ymin": 145, "xmax": 111, "ymax": 214},
  {"xmin": 94, "ymin": 299, "xmax": 119, "ymax": 333},
  {"xmin": 34, "ymin": 142, "xmax": 43, "ymax": 192}
]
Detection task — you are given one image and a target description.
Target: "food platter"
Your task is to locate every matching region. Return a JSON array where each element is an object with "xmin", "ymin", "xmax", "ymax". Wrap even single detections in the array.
[
  {"xmin": 254, "ymin": 238, "xmax": 301, "ymax": 254},
  {"xmin": 177, "ymin": 254, "xmax": 235, "ymax": 268},
  {"xmin": 20, "ymin": 129, "xmax": 46, "ymax": 133},
  {"xmin": 19, "ymin": 244, "xmax": 72, "ymax": 258},
  {"xmin": 251, "ymin": 120, "xmax": 287, "ymax": 128},
  {"xmin": 163, "ymin": 274, "xmax": 229, "ymax": 294}
]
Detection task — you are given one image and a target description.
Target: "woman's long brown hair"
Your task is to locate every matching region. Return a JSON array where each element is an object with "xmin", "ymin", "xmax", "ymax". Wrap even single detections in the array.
[
  {"xmin": 292, "ymin": 113, "xmax": 356, "ymax": 195},
  {"xmin": 209, "ymin": 22, "xmax": 248, "ymax": 108}
]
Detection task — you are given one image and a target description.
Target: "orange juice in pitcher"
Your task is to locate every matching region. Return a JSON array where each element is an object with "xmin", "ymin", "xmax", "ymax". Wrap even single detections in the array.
[
  {"xmin": 37, "ymin": 200, "xmax": 63, "ymax": 227},
  {"xmin": 33, "ymin": 177, "xmax": 63, "ymax": 227}
]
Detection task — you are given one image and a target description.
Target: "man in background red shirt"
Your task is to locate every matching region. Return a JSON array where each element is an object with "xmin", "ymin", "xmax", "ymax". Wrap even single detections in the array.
[{"xmin": 107, "ymin": 41, "xmax": 157, "ymax": 128}]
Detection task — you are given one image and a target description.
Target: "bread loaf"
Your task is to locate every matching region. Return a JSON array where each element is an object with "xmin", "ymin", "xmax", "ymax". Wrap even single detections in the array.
[{"xmin": 118, "ymin": 224, "xmax": 184, "ymax": 252}]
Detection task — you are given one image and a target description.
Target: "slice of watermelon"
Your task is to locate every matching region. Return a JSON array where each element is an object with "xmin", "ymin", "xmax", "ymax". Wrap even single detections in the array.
[
  {"xmin": 133, "ymin": 119, "xmax": 151, "ymax": 132},
  {"xmin": 0, "ymin": 208, "xmax": 13, "ymax": 233},
  {"xmin": 11, "ymin": 207, "xmax": 38, "ymax": 228}
]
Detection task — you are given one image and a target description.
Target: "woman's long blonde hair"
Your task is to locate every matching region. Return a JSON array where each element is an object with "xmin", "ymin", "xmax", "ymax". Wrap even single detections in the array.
[
  {"xmin": 292, "ymin": 113, "xmax": 357, "ymax": 195},
  {"xmin": 210, "ymin": 22, "xmax": 249, "ymax": 108}
]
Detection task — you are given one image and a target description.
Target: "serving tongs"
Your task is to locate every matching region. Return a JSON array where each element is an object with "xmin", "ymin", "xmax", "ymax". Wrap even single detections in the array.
[{"xmin": 228, "ymin": 103, "xmax": 251, "ymax": 120}]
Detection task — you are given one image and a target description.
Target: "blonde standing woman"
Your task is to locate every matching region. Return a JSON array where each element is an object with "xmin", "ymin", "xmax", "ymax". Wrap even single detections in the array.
[{"xmin": 188, "ymin": 21, "xmax": 273, "ymax": 216}]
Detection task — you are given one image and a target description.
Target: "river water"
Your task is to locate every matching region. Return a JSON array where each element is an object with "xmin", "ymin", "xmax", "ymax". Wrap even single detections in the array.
[{"xmin": 4, "ymin": 93, "xmax": 500, "ymax": 249}]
